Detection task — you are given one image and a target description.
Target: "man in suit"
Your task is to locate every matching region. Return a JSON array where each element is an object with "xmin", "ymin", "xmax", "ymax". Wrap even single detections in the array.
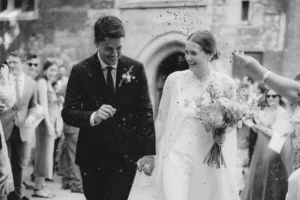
[
  {"xmin": 61, "ymin": 15, "xmax": 156, "ymax": 200},
  {"xmin": 0, "ymin": 51, "xmax": 37, "ymax": 200}
]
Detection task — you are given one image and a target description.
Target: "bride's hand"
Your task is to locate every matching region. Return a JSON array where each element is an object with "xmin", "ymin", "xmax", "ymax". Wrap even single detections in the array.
[{"xmin": 213, "ymin": 134, "xmax": 226, "ymax": 146}]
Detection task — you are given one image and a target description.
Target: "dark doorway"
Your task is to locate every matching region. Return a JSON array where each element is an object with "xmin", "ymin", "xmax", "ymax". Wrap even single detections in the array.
[{"xmin": 154, "ymin": 51, "xmax": 189, "ymax": 116}]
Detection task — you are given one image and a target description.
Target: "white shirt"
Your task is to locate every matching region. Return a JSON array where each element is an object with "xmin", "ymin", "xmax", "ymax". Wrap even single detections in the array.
[
  {"xmin": 90, "ymin": 52, "xmax": 118, "ymax": 126},
  {"xmin": 9, "ymin": 73, "xmax": 25, "ymax": 99}
]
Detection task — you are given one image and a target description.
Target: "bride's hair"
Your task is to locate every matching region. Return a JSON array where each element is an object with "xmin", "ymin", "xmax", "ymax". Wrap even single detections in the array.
[{"xmin": 187, "ymin": 31, "xmax": 220, "ymax": 62}]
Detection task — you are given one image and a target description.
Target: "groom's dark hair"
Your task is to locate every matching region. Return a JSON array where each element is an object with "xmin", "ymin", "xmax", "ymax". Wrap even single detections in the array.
[{"xmin": 94, "ymin": 15, "xmax": 125, "ymax": 44}]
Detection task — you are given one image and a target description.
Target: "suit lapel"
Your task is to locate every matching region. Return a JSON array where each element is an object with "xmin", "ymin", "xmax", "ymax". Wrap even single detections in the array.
[
  {"xmin": 88, "ymin": 54, "xmax": 129, "ymax": 104},
  {"xmin": 115, "ymin": 57, "xmax": 129, "ymax": 105}
]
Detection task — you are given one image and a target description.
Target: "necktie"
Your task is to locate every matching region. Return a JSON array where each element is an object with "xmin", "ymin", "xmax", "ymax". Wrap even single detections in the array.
[
  {"xmin": 105, "ymin": 66, "xmax": 118, "ymax": 153},
  {"xmin": 15, "ymin": 77, "xmax": 21, "ymax": 102},
  {"xmin": 106, "ymin": 66, "xmax": 115, "ymax": 102},
  {"xmin": 14, "ymin": 77, "xmax": 21, "ymax": 126}
]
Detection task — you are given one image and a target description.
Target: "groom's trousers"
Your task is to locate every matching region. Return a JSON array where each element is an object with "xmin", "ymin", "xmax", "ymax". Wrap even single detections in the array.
[{"xmin": 80, "ymin": 161, "xmax": 136, "ymax": 200}]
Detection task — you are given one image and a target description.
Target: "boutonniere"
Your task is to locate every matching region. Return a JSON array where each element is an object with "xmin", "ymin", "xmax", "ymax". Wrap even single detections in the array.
[{"xmin": 119, "ymin": 65, "xmax": 135, "ymax": 87}]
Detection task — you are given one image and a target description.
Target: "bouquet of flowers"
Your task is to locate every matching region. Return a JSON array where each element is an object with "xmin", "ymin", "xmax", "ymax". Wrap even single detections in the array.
[{"xmin": 184, "ymin": 83, "xmax": 259, "ymax": 169}]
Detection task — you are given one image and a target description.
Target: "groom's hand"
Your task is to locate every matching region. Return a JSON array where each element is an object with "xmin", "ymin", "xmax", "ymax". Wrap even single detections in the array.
[
  {"xmin": 137, "ymin": 156, "xmax": 155, "ymax": 176},
  {"xmin": 94, "ymin": 104, "xmax": 116, "ymax": 123}
]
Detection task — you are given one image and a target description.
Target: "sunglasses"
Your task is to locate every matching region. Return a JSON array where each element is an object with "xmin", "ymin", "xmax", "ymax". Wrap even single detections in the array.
[
  {"xmin": 28, "ymin": 63, "xmax": 38, "ymax": 67},
  {"xmin": 266, "ymin": 94, "xmax": 278, "ymax": 99}
]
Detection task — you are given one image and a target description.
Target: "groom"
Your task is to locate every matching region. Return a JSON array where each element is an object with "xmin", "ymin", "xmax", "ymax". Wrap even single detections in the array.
[{"xmin": 61, "ymin": 15, "xmax": 156, "ymax": 200}]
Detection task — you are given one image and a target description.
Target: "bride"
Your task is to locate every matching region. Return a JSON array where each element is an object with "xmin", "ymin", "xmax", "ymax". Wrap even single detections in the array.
[{"xmin": 129, "ymin": 30, "xmax": 240, "ymax": 200}]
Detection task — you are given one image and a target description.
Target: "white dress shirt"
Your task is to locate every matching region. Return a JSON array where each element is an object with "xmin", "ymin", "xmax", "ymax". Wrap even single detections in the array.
[
  {"xmin": 98, "ymin": 52, "xmax": 118, "ymax": 88},
  {"xmin": 90, "ymin": 52, "xmax": 118, "ymax": 126},
  {"xmin": 9, "ymin": 73, "xmax": 25, "ymax": 99}
]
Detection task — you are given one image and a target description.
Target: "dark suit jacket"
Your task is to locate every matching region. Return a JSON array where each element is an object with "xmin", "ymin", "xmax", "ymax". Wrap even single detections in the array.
[{"xmin": 61, "ymin": 53, "xmax": 155, "ymax": 169}]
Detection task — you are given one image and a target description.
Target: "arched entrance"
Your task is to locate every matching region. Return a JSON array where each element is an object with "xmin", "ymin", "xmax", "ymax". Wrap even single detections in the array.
[
  {"xmin": 155, "ymin": 52, "xmax": 189, "ymax": 115},
  {"xmin": 136, "ymin": 31, "xmax": 188, "ymax": 117}
]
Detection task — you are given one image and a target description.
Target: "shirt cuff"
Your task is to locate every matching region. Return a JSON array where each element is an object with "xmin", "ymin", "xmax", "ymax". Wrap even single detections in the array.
[{"xmin": 90, "ymin": 112, "xmax": 101, "ymax": 126}]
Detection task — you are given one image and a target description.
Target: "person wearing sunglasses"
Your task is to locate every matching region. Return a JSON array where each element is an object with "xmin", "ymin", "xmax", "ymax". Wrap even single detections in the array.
[
  {"xmin": 26, "ymin": 54, "xmax": 40, "ymax": 81},
  {"xmin": 241, "ymin": 89, "xmax": 294, "ymax": 200}
]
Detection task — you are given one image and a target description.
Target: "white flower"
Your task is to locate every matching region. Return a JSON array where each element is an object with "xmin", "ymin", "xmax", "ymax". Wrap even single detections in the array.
[
  {"xmin": 119, "ymin": 66, "xmax": 135, "ymax": 87},
  {"xmin": 201, "ymin": 92, "xmax": 212, "ymax": 106},
  {"xmin": 126, "ymin": 74, "xmax": 132, "ymax": 82}
]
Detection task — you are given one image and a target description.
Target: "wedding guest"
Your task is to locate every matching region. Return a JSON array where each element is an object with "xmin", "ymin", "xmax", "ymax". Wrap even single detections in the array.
[
  {"xmin": 0, "ymin": 51, "xmax": 38, "ymax": 200},
  {"xmin": 58, "ymin": 124, "xmax": 83, "ymax": 193},
  {"xmin": 236, "ymin": 128, "xmax": 250, "ymax": 195},
  {"xmin": 33, "ymin": 59, "xmax": 59, "ymax": 198},
  {"xmin": 241, "ymin": 89, "xmax": 294, "ymax": 200},
  {"xmin": 247, "ymin": 83, "xmax": 268, "ymax": 166},
  {"xmin": 55, "ymin": 70, "xmax": 83, "ymax": 192},
  {"xmin": 255, "ymin": 82, "xmax": 267, "ymax": 102},
  {"xmin": 0, "ymin": 122, "xmax": 14, "ymax": 200},
  {"xmin": 25, "ymin": 54, "xmax": 40, "ymax": 81},
  {"xmin": 241, "ymin": 76, "xmax": 254, "ymax": 93},
  {"xmin": 23, "ymin": 54, "xmax": 41, "ymax": 188},
  {"xmin": 57, "ymin": 65, "xmax": 68, "ymax": 89},
  {"xmin": 232, "ymin": 52, "xmax": 300, "ymax": 105},
  {"xmin": 51, "ymin": 80, "xmax": 63, "ymax": 176},
  {"xmin": 0, "ymin": 63, "xmax": 15, "ymax": 200},
  {"xmin": 22, "ymin": 54, "xmax": 39, "ymax": 190}
]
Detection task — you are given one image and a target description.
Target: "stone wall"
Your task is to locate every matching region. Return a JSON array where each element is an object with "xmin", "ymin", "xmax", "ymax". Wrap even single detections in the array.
[
  {"xmin": 0, "ymin": 0, "xmax": 298, "ymax": 78},
  {"xmin": 282, "ymin": 0, "xmax": 300, "ymax": 78},
  {"xmin": 0, "ymin": 0, "xmax": 116, "ymax": 67},
  {"xmin": 211, "ymin": 0, "xmax": 286, "ymax": 76}
]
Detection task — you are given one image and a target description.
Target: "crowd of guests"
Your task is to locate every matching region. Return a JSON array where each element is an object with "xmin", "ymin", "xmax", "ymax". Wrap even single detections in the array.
[
  {"xmin": 0, "ymin": 51, "xmax": 83, "ymax": 200},
  {"xmin": 0, "ymin": 50, "xmax": 300, "ymax": 200},
  {"xmin": 235, "ymin": 74, "xmax": 300, "ymax": 200}
]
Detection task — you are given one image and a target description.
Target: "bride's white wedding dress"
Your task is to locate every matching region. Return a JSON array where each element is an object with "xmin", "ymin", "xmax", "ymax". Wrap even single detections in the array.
[{"xmin": 128, "ymin": 69, "xmax": 240, "ymax": 200}]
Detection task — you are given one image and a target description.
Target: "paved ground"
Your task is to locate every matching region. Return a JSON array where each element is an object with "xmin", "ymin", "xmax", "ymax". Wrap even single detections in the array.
[{"xmin": 23, "ymin": 166, "xmax": 85, "ymax": 200}]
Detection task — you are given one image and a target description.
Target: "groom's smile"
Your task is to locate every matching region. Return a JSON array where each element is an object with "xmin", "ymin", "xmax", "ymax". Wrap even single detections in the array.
[{"xmin": 97, "ymin": 37, "xmax": 124, "ymax": 66}]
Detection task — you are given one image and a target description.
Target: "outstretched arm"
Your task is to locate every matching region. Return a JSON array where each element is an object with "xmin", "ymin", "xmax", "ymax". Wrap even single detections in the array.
[{"xmin": 232, "ymin": 52, "xmax": 300, "ymax": 105}]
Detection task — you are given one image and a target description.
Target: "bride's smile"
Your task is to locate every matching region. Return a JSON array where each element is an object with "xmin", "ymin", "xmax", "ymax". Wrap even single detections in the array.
[{"xmin": 185, "ymin": 40, "xmax": 212, "ymax": 81}]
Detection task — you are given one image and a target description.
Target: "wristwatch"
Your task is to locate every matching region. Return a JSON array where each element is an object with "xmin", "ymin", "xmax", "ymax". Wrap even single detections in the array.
[{"xmin": 262, "ymin": 70, "xmax": 271, "ymax": 83}]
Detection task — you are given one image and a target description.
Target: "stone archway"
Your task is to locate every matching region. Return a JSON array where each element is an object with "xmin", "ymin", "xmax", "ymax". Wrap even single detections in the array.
[
  {"xmin": 136, "ymin": 31, "xmax": 188, "ymax": 116},
  {"xmin": 154, "ymin": 51, "xmax": 189, "ymax": 116}
]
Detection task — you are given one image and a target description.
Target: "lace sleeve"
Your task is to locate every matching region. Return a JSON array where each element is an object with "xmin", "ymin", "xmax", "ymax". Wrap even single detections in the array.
[{"xmin": 155, "ymin": 74, "xmax": 175, "ymax": 144}]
